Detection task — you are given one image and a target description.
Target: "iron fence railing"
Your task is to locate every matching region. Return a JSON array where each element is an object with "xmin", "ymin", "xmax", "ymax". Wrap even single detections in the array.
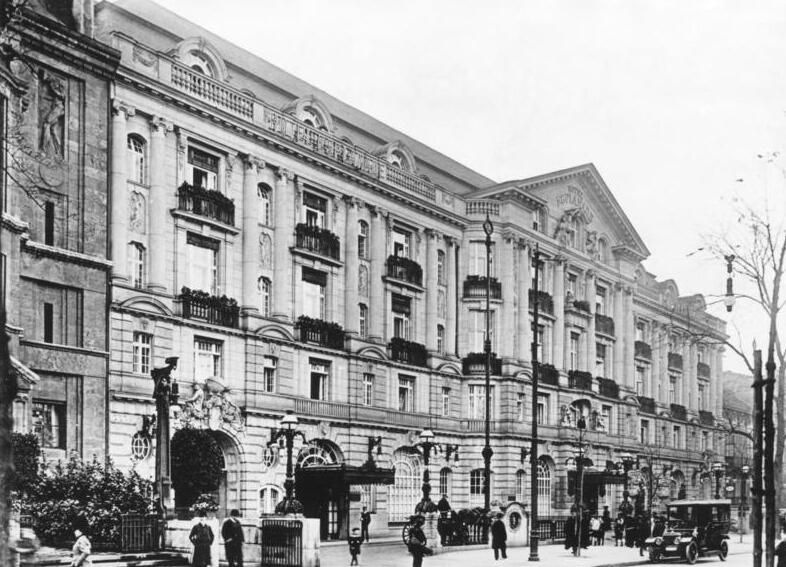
[
  {"xmin": 259, "ymin": 519, "xmax": 303, "ymax": 567},
  {"xmin": 120, "ymin": 514, "xmax": 162, "ymax": 553}
]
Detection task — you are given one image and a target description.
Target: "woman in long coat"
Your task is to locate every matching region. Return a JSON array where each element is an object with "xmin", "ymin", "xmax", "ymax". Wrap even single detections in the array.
[{"xmin": 189, "ymin": 512, "xmax": 215, "ymax": 567}]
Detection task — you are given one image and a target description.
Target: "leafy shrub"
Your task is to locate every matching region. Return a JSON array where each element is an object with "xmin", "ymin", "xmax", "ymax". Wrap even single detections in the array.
[
  {"xmin": 24, "ymin": 454, "xmax": 153, "ymax": 547},
  {"xmin": 11, "ymin": 432, "xmax": 40, "ymax": 494},
  {"xmin": 172, "ymin": 428, "xmax": 223, "ymax": 509},
  {"xmin": 189, "ymin": 494, "xmax": 219, "ymax": 515}
]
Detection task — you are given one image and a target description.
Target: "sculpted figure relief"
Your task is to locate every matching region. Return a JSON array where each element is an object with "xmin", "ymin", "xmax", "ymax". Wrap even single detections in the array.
[{"xmin": 40, "ymin": 72, "xmax": 66, "ymax": 158}]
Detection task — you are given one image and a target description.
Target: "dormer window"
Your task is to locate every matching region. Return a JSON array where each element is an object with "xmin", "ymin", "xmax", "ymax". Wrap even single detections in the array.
[{"xmin": 187, "ymin": 147, "xmax": 219, "ymax": 191}]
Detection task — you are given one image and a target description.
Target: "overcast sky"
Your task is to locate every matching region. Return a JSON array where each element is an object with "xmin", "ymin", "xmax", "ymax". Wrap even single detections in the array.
[{"xmin": 155, "ymin": 0, "xmax": 786, "ymax": 373}]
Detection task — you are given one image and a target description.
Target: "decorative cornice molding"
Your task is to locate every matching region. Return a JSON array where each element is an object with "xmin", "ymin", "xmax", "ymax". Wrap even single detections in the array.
[{"xmin": 22, "ymin": 239, "xmax": 113, "ymax": 270}]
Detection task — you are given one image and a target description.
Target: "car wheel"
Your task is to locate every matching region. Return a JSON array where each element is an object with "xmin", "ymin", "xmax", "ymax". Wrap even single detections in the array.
[
  {"xmin": 649, "ymin": 549, "xmax": 661, "ymax": 563},
  {"xmin": 719, "ymin": 540, "xmax": 728, "ymax": 561},
  {"xmin": 685, "ymin": 541, "xmax": 698, "ymax": 565}
]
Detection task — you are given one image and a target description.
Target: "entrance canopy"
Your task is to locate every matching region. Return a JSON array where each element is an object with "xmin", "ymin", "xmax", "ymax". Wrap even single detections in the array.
[
  {"xmin": 296, "ymin": 463, "xmax": 395, "ymax": 486},
  {"xmin": 568, "ymin": 469, "xmax": 628, "ymax": 485}
]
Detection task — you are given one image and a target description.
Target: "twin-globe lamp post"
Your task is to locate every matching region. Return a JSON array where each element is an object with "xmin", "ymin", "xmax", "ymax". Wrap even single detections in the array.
[
  {"xmin": 482, "ymin": 215, "xmax": 494, "ymax": 516},
  {"xmin": 271, "ymin": 411, "xmax": 307, "ymax": 515},
  {"xmin": 566, "ymin": 414, "xmax": 591, "ymax": 557},
  {"xmin": 414, "ymin": 429, "xmax": 440, "ymax": 513},
  {"xmin": 151, "ymin": 356, "xmax": 180, "ymax": 520}
]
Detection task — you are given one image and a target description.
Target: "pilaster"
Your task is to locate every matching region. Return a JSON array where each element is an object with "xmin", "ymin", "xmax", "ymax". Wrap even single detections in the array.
[
  {"xmin": 425, "ymin": 229, "xmax": 439, "ymax": 352},
  {"xmin": 651, "ymin": 321, "xmax": 662, "ymax": 398},
  {"xmin": 445, "ymin": 236, "xmax": 457, "ymax": 356},
  {"xmin": 552, "ymin": 258, "xmax": 565, "ymax": 370},
  {"xmin": 681, "ymin": 338, "xmax": 691, "ymax": 409},
  {"xmin": 500, "ymin": 235, "xmax": 515, "ymax": 359},
  {"xmin": 585, "ymin": 269, "xmax": 596, "ymax": 372},
  {"xmin": 110, "ymin": 101, "xmax": 133, "ymax": 283},
  {"xmin": 147, "ymin": 116, "xmax": 173, "ymax": 292},
  {"xmin": 369, "ymin": 207, "xmax": 388, "ymax": 342},
  {"xmin": 241, "ymin": 156, "xmax": 263, "ymax": 313},
  {"xmin": 344, "ymin": 197, "xmax": 360, "ymax": 335},
  {"xmin": 272, "ymin": 168, "xmax": 293, "ymax": 321},
  {"xmin": 516, "ymin": 240, "xmax": 531, "ymax": 361},
  {"xmin": 623, "ymin": 286, "xmax": 635, "ymax": 388},
  {"xmin": 613, "ymin": 283, "xmax": 625, "ymax": 382}
]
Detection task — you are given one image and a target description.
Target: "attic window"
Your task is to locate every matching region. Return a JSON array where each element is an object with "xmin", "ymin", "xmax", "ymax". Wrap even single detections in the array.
[
  {"xmin": 389, "ymin": 150, "xmax": 412, "ymax": 172},
  {"xmin": 187, "ymin": 51, "xmax": 215, "ymax": 77}
]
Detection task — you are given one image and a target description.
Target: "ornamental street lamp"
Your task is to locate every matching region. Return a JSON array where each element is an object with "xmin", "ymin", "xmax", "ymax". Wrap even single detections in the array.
[
  {"xmin": 565, "ymin": 415, "xmax": 589, "ymax": 557},
  {"xmin": 723, "ymin": 254, "xmax": 736, "ymax": 312},
  {"xmin": 270, "ymin": 411, "xmax": 307, "ymax": 515},
  {"xmin": 740, "ymin": 464, "xmax": 751, "ymax": 542},
  {"xmin": 151, "ymin": 356, "xmax": 179, "ymax": 520},
  {"xmin": 414, "ymin": 429, "xmax": 440, "ymax": 513},
  {"xmin": 482, "ymin": 215, "xmax": 494, "ymax": 516},
  {"xmin": 618, "ymin": 452, "xmax": 637, "ymax": 517},
  {"xmin": 712, "ymin": 461, "xmax": 726, "ymax": 499},
  {"xmin": 528, "ymin": 244, "xmax": 544, "ymax": 562}
]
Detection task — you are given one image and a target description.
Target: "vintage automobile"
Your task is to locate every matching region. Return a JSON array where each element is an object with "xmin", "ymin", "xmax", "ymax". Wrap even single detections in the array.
[{"xmin": 644, "ymin": 499, "xmax": 731, "ymax": 563}]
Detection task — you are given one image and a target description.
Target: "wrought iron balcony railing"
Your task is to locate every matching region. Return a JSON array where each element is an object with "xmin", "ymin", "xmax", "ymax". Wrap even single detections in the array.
[
  {"xmin": 463, "ymin": 276, "xmax": 502, "ymax": 299},
  {"xmin": 529, "ymin": 289, "xmax": 554, "ymax": 315},
  {"xmin": 295, "ymin": 223, "xmax": 341, "ymax": 261},
  {"xmin": 568, "ymin": 370, "xmax": 593, "ymax": 391},
  {"xmin": 638, "ymin": 395, "xmax": 657, "ymax": 415},
  {"xmin": 699, "ymin": 410, "xmax": 715, "ymax": 426},
  {"xmin": 634, "ymin": 340, "xmax": 652, "ymax": 360},
  {"xmin": 668, "ymin": 352, "xmax": 684, "ymax": 370},
  {"xmin": 295, "ymin": 315, "xmax": 346, "ymax": 350},
  {"xmin": 571, "ymin": 299, "xmax": 591, "ymax": 313},
  {"xmin": 697, "ymin": 362, "xmax": 711, "ymax": 379},
  {"xmin": 595, "ymin": 313, "xmax": 615, "ymax": 336},
  {"xmin": 538, "ymin": 363, "xmax": 560, "ymax": 386},
  {"xmin": 389, "ymin": 337, "xmax": 428, "ymax": 367},
  {"xmin": 597, "ymin": 377, "xmax": 620, "ymax": 399},
  {"xmin": 177, "ymin": 182, "xmax": 235, "ymax": 226},
  {"xmin": 386, "ymin": 255, "xmax": 423, "ymax": 286},
  {"xmin": 178, "ymin": 287, "xmax": 239, "ymax": 328},
  {"xmin": 670, "ymin": 403, "xmax": 687, "ymax": 421},
  {"xmin": 462, "ymin": 352, "xmax": 502, "ymax": 375}
]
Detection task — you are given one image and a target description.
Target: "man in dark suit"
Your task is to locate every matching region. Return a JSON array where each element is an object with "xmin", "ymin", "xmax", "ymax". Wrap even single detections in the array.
[{"xmin": 221, "ymin": 509, "xmax": 244, "ymax": 567}]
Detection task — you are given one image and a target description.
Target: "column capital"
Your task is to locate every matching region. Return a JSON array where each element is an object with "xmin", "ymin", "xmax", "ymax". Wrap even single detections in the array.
[
  {"xmin": 150, "ymin": 116, "xmax": 173, "ymax": 134},
  {"xmin": 343, "ymin": 195, "xmax": 364, "ymax": 209},
  {"xmin": 370, "ymin": 205, "xmax": 389, "ymax": 220},
  {"xmin": 276, "ymin": 168, "xmax": 292, "ymax": 182},
  {"xmin": 112, "ymin": 100, "xmax": 135, "ymax": 118},
  {"xmin": 444, "ymin": 234, "xmax": 456, "ymax": 247},
  {"xmin": 425, "ymin": 228, "xmax": 441, "ymax": 241},
  {"xmin": 585, "ymin": 268, "xmax": 596, "ymax": 281},
  {"xmin": 242, "ymin": 154, "xmax": 265, "ymax": 172}
]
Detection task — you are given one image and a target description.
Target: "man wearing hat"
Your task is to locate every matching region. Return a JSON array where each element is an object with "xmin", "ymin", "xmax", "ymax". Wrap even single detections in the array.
[
  {"xmin": 221, "ymin": 509, "xmax": 244, "ymax": 567},
  {"xmin": 406, "ymin": 515, "xmax": 429, "ymax": 567}
]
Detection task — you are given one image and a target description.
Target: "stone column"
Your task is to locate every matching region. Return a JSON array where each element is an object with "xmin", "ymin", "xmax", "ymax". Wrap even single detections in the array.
[
  {"xmin": 241, "ymin": 156, "xmax": 262, "ymax": 314},
  {"xmin": 651, "ymin": 322, "xmax": 662, "ymax": 400},
  {"xmin": 552, "ymin": 259, "xmax": 565, "ymax": 370},
  {"xmin": 445, "ymin": 237, "xmax": 457, "ymax": 356},
  {"xmin": 147, "ymin": 117, "xmax": 172, "ymax": 292},
  {"xmin": 517, "ymin": 241, "xmax": 531, "ymax": 361},
  {"xmin": 425, "ymin": 229, "xmax": 439, "ymax": 352},
  {"xmin": 110, "ymin": 102, "xmax": 132, "ymax": 283},
  {"xmin": 272, "ymin": 169, "xmax": 293, "ymax": 320},
  {"xmin": 585, "ymin": 270, "xmax": 596, "ymax": 372},
  {"xmin": 624, "ymin": 287, "xmax": 635, "ymax": 389},
  {"xmin": 688, "ymin": 342, "xmax": 698, "ymax": 411},
  {"xmin": 500, "ymin": 236, "xmax": 515, "ymax": 359},
  {"xmin": 344, "ymin": 197, "xmax": 360, "ymax": 336},
  {"xmin": 681, "ymin": 339, "xmax": 691, "ymax": 409},
  {"xmin": 613, "ymin": 283, "xmax": 625, "ymax": 382},
  {"xmin": 369, "ymin": 207, "xmax": 388, "ymax": 342},
  {"xmin": 714, "ymin": 347, "xmax": 724, "ymax": 415}
]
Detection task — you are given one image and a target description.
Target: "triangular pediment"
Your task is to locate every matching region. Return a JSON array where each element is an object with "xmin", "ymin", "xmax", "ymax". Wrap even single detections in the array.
[{"xmin": 473, "ymin": 163, "xmax": 650, "ymax": 260}]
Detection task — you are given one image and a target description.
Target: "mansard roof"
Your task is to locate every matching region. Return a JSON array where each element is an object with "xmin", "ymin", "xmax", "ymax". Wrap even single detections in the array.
[{"xmin": 476, "ymin": 163, "xmax": 651, "ymax": 260}]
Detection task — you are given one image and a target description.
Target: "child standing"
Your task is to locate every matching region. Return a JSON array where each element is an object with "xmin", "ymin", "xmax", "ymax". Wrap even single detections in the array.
[{"xmin": 348, "ymin": 527, "xmax": 362, "ymax": 566}]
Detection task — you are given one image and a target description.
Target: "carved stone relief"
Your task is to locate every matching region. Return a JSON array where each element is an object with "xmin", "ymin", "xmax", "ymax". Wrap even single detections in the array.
[
  {"xmin": 39, "ymin": 70, "xmax": 66, "ymax": 159},
  {"xmin": 358, "ymin": 265, "xmax": 369, "ymax": 297},
  {"xmin": 259, "ymin": 232, "xmax": 272, "ymax": 268},
  {"xmin": 177, "ymin": 378, "xmax": 245, "ymax": 433},
  {"xmin": 438, "ymin": 289, "xmax": 446, "ymax": 318},
  {"xmin": 129, "ymin": 191, "xmax": 146, "ymax": 233}
]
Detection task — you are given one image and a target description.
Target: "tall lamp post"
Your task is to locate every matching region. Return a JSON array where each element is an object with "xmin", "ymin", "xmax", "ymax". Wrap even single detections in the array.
[
  {"xmin": 571, "ymin": 415, "xmax": 588, "ymax": 557},
  {"xmin": 270, "ymin": 411, "xmax": 306, "ymax": 515},
  {"xmin": 414, "ymin": 429, "xmax": 440, "ymax": 513},
  {"xmin": 712, "ymin": 461, "xmax": 726, "ymax": 499},
  {"xmin": 619, "ymin": 452, "xmax": 637, "ymax": 517},
  {"xmin": 528, "ymin": 245, "xmax": 543, "ymax": 562},
  {"xmin": 482, "ymin": 215, "xmax": 494, "ymax": 514},
  {"xmin": 151, "ymin": 357, "xmax": 179, "ymax": 519},
  {"xmin": 739, "ymin": 464, "xmax": 751, "ymax": 542}
]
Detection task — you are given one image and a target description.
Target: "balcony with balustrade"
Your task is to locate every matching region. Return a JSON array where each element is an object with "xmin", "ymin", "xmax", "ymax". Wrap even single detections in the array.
[
  {"xmin": 568, "ymin": 370, "xmax": 593, "ymax": 391},
  {"xmin": 697, "ymin": 361, "xmax": 711, "ymax": 379},
  {"xmin": 386, "ymin": 255, "xmax": 423, "ymax": 287},
  {"xmin": 529, "ymin": 289, "xmax": 554, "ymax": 315},
  {"xmin": 177, "ymin": 182, "xmax": 235, "ymax": 226},
  {"xmin": 462, "ymin": 352, "xmax": 502, "ymax": 375},
  {"xmin": 295, "ymin": 315, "xmax": 346, "ymax": 350},
  {"xmin": 668, "ymin": 352, "xmax": 684, "ymax": 370},
  {"xmin": 670, "ymin": 403, "xmax": 687, "ymax": 421},
  {"xmin": 463, "ymin": 276, "xmax": 502, "ymax": 300},
  {"xmin": 178, "ymin": 287, "xmax": 239, "ymax": 328},
  {"xmin": 638, "ymin": 395, "xmax": 657, "ymax": 415},
  {"xmin": 294, "ymin": 223, "xmax": 341, "ymax": 262},
  {"xmin": 538, "ymin": 363, "xmax": 560, "ymax": 386},
  {"xmin": 595, "ymin": 313, "xmax": 615, "ymax": 337},
  {"xmin": 389, "ymin": 337, "xmax": 428, "ymax": 367},
  {"xmin": 699, "ymin": 410, "xmax": 715, "ymax": 426},
  {"xmin": 635, "ymin": 340, "xmax": 652, "ymax": 360},
  {"xmin": 597, "ymin": 377, "xmax": 620, "ymax": 399}
]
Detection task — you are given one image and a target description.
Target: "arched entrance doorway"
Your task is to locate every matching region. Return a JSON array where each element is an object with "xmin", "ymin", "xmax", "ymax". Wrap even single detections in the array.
[
  {"xmin": 295, "ymin": 439, "xmax": 344, "ymax": 540},
  {"xmin": 209, "ymin": 430, "xmax": 242, "ymax": 518}
]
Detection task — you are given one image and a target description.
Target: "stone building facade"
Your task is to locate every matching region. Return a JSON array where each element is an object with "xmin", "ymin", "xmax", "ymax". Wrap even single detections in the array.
[
  {"xmin": 2, "ymin": 1, "xmax": 119, "ymax": 460},
  {"xmin": 93, "ymin": 0, "xmax": 728, "ymax": 540}
]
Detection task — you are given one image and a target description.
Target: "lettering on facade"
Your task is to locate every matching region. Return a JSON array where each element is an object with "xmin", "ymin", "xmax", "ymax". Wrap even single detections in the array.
[{"xmin": 555, "ymin": 185, "xmax": 594, "ymax": 223}]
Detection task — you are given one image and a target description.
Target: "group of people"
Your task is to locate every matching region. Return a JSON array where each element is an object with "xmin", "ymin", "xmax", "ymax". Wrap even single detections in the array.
[
  {"xmin": 564, "ymin": 505, "xmax": 661, "ymax": 556},
  {"xmin": 189, "ymin": 509, "xmax": 245, "ymax": 567}
]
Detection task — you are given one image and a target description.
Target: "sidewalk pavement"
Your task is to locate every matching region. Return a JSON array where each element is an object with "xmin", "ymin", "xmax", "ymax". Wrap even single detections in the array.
[{"xmin": 319, "ymin": 534, "xmax": 754, "ymax": 567}]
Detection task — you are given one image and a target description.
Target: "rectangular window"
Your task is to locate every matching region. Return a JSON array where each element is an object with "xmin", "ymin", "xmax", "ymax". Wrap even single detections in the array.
[
  {"xmin": 469, "ymin": 241, "xmax": 495, "ymax": 277},
  {"xmin": 302, "ymin": 267, "xmax": 327, "ymax": 319},
  {"xmin": 437, "ymin": 251, "xmax": 446, "ymax": 286},
  {"xmin": 398, "ymin": 375, "xmax": 415, "ymax": 412},
  {"xmin": 516, "ymin": 393, "xmax": 525, "ymax": 422},
  {"xmin": 0, "ymin": 254, "xmax": 5, "ymax": 311},
  {"xmin": 537, "ymin": 395, "xmax": 548, "ymax": 425},
  {"xmin": 259, "ymin": 278, "xmax": 271, "ymax": 316},
  {"xmin": 471, "ymin": 310, "xmax": 496, "ymax": 352},
  {"xmin": 32, "ymin": 401, "xmax": 66, "ymax": 449},
  {"xmin": 531, "ymin": 256, "xmax": 545, "ymax": 289},
  {"xmin": 436, "ymin": 325, "xmax": 445, "ymax": 354},
  {"xmin": 263, "ymin": 356, "xmax": 277, "ymax": 393},
  {"xmin": 310, "ymin": 359, "xmax": 331, "ymax": 401},
  {"xmin": 392, "ymin": 293, "xmax": 411, "ymax": 340},
  {"xmin": 635, "ymin": 366, "xmax": 645, "ymax": 396},
  {"xmin": 669, "ymin": 375, "xmax": 678, "ymax": 404},
  {"xmin": 596, "ymin": 343, "xmax": 608, "ymax": 378},
  {"xmin": 188, "ymin": 147, "xmax": 219, "ymax": 191},
  {"xmin": 441, "ymin": 387, "xmax": 450, "ymax": 417},
  {"xmin": 532, "ymin": 323, "xmax": 546, "ymax": 363},
  {"xmin": 362, "ymin": 373, "xmax": 374, "ymax": 406},
  {"xmin": 569, "ymin": 332, "xmax": 580, "ymax": 371},
  {"xmin": 468, "ymin": 384, "xmax": 494, "ymax": 420},
  {"xmin": 601, "ymin": 404, "xmax": 612, "ymax": 434},
  {"xmin": 44, "ymin": 201, "xmax": 55, "ymax": 246},
  {"xmin": 567, "ymin": 273, "xmax": 578, "ymax": 297},
  {"xmin": 673, "ymin": 426, "xmax": 682, "ymax": 449},
  {"xmin": 359, "ymin": 304, "xmax": 368, "ymax": 338},
  {"xmin": 392, "ymin": 228, "xmax": 411, "ymax": 258},
  {"xmin": 595, "ymin": 285, "xmax": 607, "ymax": 314},
  {"xmin": 43, "ymin": 302, "xmax": 54, "ymax": 343},
  {"xmin": 133, "ymin": 332, "xmax": 152, "ymax": 374},
  {"xmin": 701, "ymin": 431, "xmax": 709, "ymax": 451},
  {"xmin": 186, "ymin": 233, "xmax": 219, "ymax": 294},
  {"xmin": 303, "ymin": 192, "xmax": 327, "ymax": 228},
  {"xmin": 635, "ymin": 320, "xmax": 647, "ymax": 342},
  {"xmin": 640, "ymin": 419, "xmax": 650, "ymax": 444},
  {"xmin": 698, "ymin": 384, "xmax": 706, "ymax": 411},
  {"xmin": 358, "ymin": 221, "xmax": 368, "ymax": 259},
  {"xmin": 129, "ymin": 243, "xmax": 146, "ymax": 289},
  {"xmin": 194, "ymin": 338, "xmax": 222, "ymax": 382}
]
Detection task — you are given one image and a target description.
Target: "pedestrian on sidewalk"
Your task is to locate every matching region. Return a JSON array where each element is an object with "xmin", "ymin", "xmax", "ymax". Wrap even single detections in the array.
[
  {"xmin": 189, "ymin": 511, "xmax": 214, "ymax": 567},
  {"xmin": 589, "ymin": 515, "xmax": 602, "ymax": 546},
  {"xmin": 614, "ymin": 513, "xmax": 625, "ymax": 547},
  {"xmin": 348, "ymin": 527, "xmax": 362, "ymax": 566},
  {"xmin": 406, "ymin": 514, "xmax": 431, "ymax": 567},
  {"xmin": 491, "ymin": 513, "xmax": 507, "ymax": 560},
  {"xmin": 360, "ymin": 506, "xmax": 372, "ymax": 542},
  {"xmin": 221, "ymin": 509, "xmax": 244, "ymax": 567},
  {"xmin": 69, "ymin": 521, "xmax": 91, "ymax": 567}
]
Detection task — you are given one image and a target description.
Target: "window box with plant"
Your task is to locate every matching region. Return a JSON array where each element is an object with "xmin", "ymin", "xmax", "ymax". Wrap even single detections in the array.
[
  {"xmin": 670, "ymin": 403, "xmax": 687, "ymax": 421},
  {"xmin": 462, "ymin": 351, "xmax": 502, "ymax": 375},
  {"xmin": 177, "ymin": 182, "xmax": 235, "ymax": 226},
  {"xmin": 295, "ymin": 223, "xmax": 341, "ymax": 261},
  {"xmin": 638, "ymin": 395, "xmax": 657, "ymax": 415},
  {"xmin": 463, "ymin": 275, "xmax": 502, "ymax": 299},
  {"xmin": 634, "ymin": 340, "xmax": 652, "ymax": 360},
  {"xmin": 595, "ymin": 313, "xmax": 615, "ymax": 336},
  {"xmin": 568, "ymin": 370, "xmax": 593, "ymax": 390},
  {"xmin": 597, "ymin": 377, "xmax": 620, "ymax": 399},
  {"xmin": 668, "ymin": 352, "xmax": 683, "ymax": 370},
  {"xmin": 539, "ymin": 363, "xmax": 559, "ymax": 386},
  {"xmin": 699, "ymin": 410, "xmax": 715, "ymax": 426},
  {"xmin": 572, "ymin": 299, "xmax": 591, "ymax": 313},
  {"xmin": 386, "ymin": 255, "xmax": 423, "ymax": 286},
  {"xmin": 389, "ymin": 336, "xmax": 428, "ymax": 367},
  {"xmin": 178, "ymin": 287, "xmax": 239, "ymax": 328},
  {"xmin": 697, "ymin": 361, "xmax": 711, "ymax": 379},
  {"xmin": 295, "ymin": 315, "xmax": 346, "ymax": 350},
  {"xmin": 528, "ymin": 289, "xmax": 554, "ymax": 315}
]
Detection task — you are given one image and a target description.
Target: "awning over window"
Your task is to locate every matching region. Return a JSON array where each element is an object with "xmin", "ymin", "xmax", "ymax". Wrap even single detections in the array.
[{"xmin": 296, "ymin": 463, "xmax": 396, "ymax": 486}]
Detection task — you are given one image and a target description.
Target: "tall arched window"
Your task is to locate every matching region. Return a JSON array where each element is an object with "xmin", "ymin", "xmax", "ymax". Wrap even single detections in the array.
[
  {"xmin": 258, "ymin": 183, "xmax": 272, "ymax": 225},
  {"xmin": 358, "ymin": 220, "xmax": 369, "ymax": 259},
  {"xmin": 389, "ymin": 449, "xmax": 422, "ymax": 522},
  {"xmin": 127, "ymin": 135, "xmax": 146, "ymax": 185},
  {"xmin": 439, "ymin": 467, "xmax": 452, "ymax": 499},
  {"xmin": 537, "ymin": 459, "xmax": 552, "ymax": 515},
  {"xmin": 128, "ymin": 242, "xmax": 146, "ymax": 288},
  {"xmin": 259, "ymin": 485, "xmax": 282, "ymax": 515},
  {"xmin": 359, "ymin": 304, "xmax": 368, "ymax": 338},
  {"xmin": 516, "ymin": 469, "xmax": 526, "ymax": 503},
  {"xmin": 436, "ymin": 325, "xmax": 445, "ymax": 354},
  {"xmin": 258, "ymin": 277, "xmax": 271, "ymax": 317}
]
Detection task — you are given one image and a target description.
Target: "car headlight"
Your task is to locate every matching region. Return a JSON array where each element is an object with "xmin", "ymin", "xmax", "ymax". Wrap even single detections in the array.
[
  {"xmin": 673, "ymin": 537, "xmax": 681, "ymax": 545},
  {"xmin": 655, "ymin": 537, "xmax": 663, "ymax": 546}
]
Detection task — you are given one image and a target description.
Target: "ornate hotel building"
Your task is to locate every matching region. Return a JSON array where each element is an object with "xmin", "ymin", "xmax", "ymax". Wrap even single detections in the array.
[{"xmin": 88, "ymin": 0, "xmax": 731, "ymax": 540}]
